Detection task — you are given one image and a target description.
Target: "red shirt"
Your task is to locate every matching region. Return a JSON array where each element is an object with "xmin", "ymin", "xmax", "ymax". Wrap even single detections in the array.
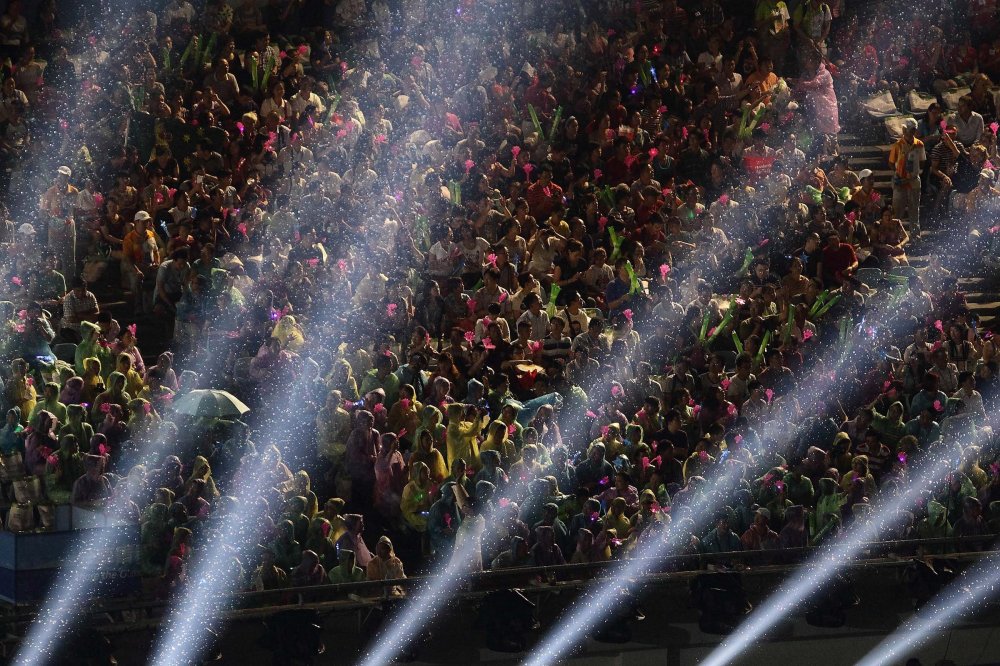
[
  {"xmin": 526, "ymin": 180, "xmax": 563, "ymax": 219},
  {"xmin": 822, "ymin": 243, "xmax": 857, "ymax": 281}
]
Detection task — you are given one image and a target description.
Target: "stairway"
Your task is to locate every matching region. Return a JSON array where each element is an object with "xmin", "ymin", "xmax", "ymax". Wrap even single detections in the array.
[{"xmin": 838, "ymin": 132, "xmax": 999, "ymax": 327}]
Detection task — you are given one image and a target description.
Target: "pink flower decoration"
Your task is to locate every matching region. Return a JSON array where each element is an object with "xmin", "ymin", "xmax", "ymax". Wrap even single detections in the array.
[
  {"xmin": 386, "ymin": 303, "xmax": 398, "ymax": 316},
  {"xmin": 487, "ymin": 253, "xmax": 498, "ymax": 267},
  {"xmin": 681, "ymin": 127, "xmax": 689, "ymax": 140},
  {"xmin": 24, "ymin": 377, "xmax": 32, "ymax": 386},
  {"xmin": 400, "ymin": 398, "xmax": 411, "ymax": 410},
  {"xmin": 871, "ymin": 191, "xmax": 881, "ymax": 202},
  {"xmin": 721, "ymin": 378, "xmax": 731, "ymax": 390},
  {"xmin": 298, "ymin": 45, "xmax": 309, "ymax": 56},
  {"xmin": 522, "ymin": 163, "xmax": 535, "ymax": 177},
  {"xmin": 464, "ymin": 330, "xmax": 475, "ymax": 343},
  {"xmin": 11, "ymin": 276, "xmax": 22, "ymax": 286},
  {"xmin": 727, "ymin": 403, "xmax": 737, "ymax": 416},
  {"xmin": 443, "ymin": 512, "xmax": 452, "ymax": 527},
  {"xmin": 498, "ymin": 292, "xmax": 507, "ymax": 303},
  {"xmin": 599, "ymin": 475, "xmax": 610, "ymax": 486},
  {"xmin": 593, "ymin": 168, "xmax": 603, "ymax": 181},
  {"xmin": 511, "ymin": 145, "xmax": 521, "ymax": 158},
  {"xmin": 934, "ymin": 320, "xmax": 943, "ymax": 331},
  {"xmin": 601, "ymin": 426, "xmax": 610, "ymax": 437},
  {"xmin": 466, "ymin": 299, "xmax": 477, "ymax": 312},
  {"xmin": 306, "ymin": 258, "xmax": 320, "ymax": 268},
  {"xmin": 759, "ymin": 122, "xmax": 771, "ymax": 133},
  {"xmin": 375, "ymin": 134, "xmax": 388, "ymax": 144},
  {"xmin": 340, "ymin": 61, "xmax": 349, "ymax": 72},
  {"xmin": 692, "ymin": 404, "xmax": 701, "ymax": 416},
  {"xmin": 648, "ymin": 148, "xmax": 659, "ymax": 158},
  {"xmin": 236, "ymin": 121, "xmax": 245, "ymax": 134},
  {"xmin": 507, "ymin": 423, "xmax": 516, "ymax": 435},
  {"xmin": 622, "ymin": 309, "xmax": 633, "ymax": 323},
  {"xmin": 398, "ymin": 428, "xmax": 407, "ymax": 437},
  {"xmin": 898, "ymin": 452, "xmax": 907, "ymax": 464},
  {"xmin": 802, "ymin": 329, "xmax": 813, "ymax": 341},
  {"xmin": 598, "ymin": 216, "xmax": 608, "ymax": 232},
  {"xmin": 499, "ymin": 498, "xmax": 511, "ymax": 508},
  {"xmin": 586, "ymin": 410, "xmax": 597, "ymax": 418},
  {"xmin": 14, "ymin": 323, "xmax": 25, "ymax": 333},
  {"xmin": 765, "ymin": 388, "xmax": 774, "ymax": 404},
  {"xmin": 734, "ymin": 434, "xmax": 743, "ymax": 444},
  {"xmin": 482, "ymin": 338, "xmax": 496, "ymax": 350},
  {"xmin": 883, "ymin": 380, "xmax": 892, "ymax": 391},
  {"xmin": 940, "ymin": 119, "xmax": 948, "ymax": 131},
  {"xmin": 611, "ymin": 384, "xmax": 623, "ymax": 397},
  {"xmin": 100, "ymin": 403, "xmax": 111, "ymax": 414},
  {"xmin": 658, "ymin": 105, "xmax": 667, "ymax": 114},
  {"xmin": 17, "ymin": 309, "xmax": 26, "ymax": 319},
  {"xmin": 464, "ymin": 159, "xmax": 475, "ymax": 173},
  {"xmin": 127, "ymin": 323, "xmax": 137, "ymax": 337},
  {"xmin": 718, "ymin": 194, "xmax": 729, "ymax": 205},
  {"xmin": 992, "ymin": 122, "xmax": 999, "ymax": 136},
  {"xmin": 642, "ymin": 456, "xmax": 651, "ymax": 468},
  {"xmin": 933, "ymin": 400, "xmax": 943, "ymax": 412},
  {"xmin": 336, "ymin": 129, "xmax": 349, "ymax": 139},
  {"xmin": 932, "ymin": 340, "xmax": 943, "ymax": 351},
  {"xmin": 337, "ymin": 259, "xmax": 347, "ymax": 272},
  {"xmin": 659, "ymin": 264, "xmax": 670, "ymax": 279},
  {"xmin": 530, "ymin": 340, "xmax": 543, "ymax": 353},
  {"xmin": 47, "ymin": 453, "xmax": 59, "ymax": 467},
  {"xmin": 143, "ymin": 402, "xmax": 152, "ymax": 415},
  {"xmin": 237, "ymin": 223, "xmax": 248, "ymax": 235},
  {"xmin": 699, "ymin": 451, "xmax": 708, "ymax": 461}
]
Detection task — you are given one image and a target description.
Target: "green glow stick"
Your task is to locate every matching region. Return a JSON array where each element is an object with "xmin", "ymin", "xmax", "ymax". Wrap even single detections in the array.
[
  {"xmin": 179, "ymin": 36, "xmax": 196, "ymax": 69},
  {"xmin": 249, "ymin": 52, "xmax": 259, "ymax": 91},
  {"xmin": 547, "ymin": 284, "xmax": 561, "ymax": 317},
  {"xmin": 698, "ymin": 311, "xmax": 711, "ymax": 342},
  {"xmin": 625, "ymin": 260, "xmax": 641, "ymax": 295},
  {"xmin": 527, "ymin": 104, "xmax": 544, "ymax": 138},
  {"xmin": 738, "ymin": 247, "xmax": 754, "ymax": 275},
  {"xmin": 808, "ymin": 290, "xmax": 830, "ymax": 317},
  {"xmin": 783, "ymin": 307, "xmax": 795, "ymax": 346},
  {"xmin": 549, "ymin": 106, "xmax": 563, "ymax": 141},
  {"xmin": 609, "ymin": 227, "xmax": 624, "ymax": 261},
  {"xmin": 732, "ymin": 332, "xmax": 744, "ymax": 355},
  {"xmin": 756, "ymin": 330, "xmax": 772, "ymax": 364},
  {"xmin": 814, "ymin": 293, "xmax": 842, "ymax": 319}
]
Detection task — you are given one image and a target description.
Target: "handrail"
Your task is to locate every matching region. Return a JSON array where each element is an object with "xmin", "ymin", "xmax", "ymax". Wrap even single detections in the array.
[{"xmin": 1, "ymin": 534, "xmax": 995, "ymax": 625}]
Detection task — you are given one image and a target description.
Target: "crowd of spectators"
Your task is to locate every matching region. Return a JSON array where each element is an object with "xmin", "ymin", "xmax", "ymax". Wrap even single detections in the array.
[{"xmin": 1, "ymin": 0, "xmax": 1000, "ymax": 632}]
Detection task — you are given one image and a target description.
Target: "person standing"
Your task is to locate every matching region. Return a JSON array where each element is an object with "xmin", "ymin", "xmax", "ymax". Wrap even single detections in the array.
[
  {"xmin": 40, "ymin": 166, "xmax": 79, "ymax": 280},
  {"xmin": 889, "ymin": 119, "xmax": 926, "ymax": 236}
]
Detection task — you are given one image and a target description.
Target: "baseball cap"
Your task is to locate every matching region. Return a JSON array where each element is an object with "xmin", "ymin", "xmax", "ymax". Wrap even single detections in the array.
[
  {"xmin": 981, "ymin": 169, "xmax": 995, "ymax": 180},
  {"xmin": 857, "ymin": 169, "xmax": 873, "ymax": 180},
  {"xmin": 134, "ymin": 210, "xmax": 152, "ymax": 221},
  {"xmin": 56, "ymin": 166, "xmax": 72, "ymax": 177}
]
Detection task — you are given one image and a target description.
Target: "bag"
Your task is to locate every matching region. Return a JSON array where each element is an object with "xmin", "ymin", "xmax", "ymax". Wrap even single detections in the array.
[
  {"xmin": 36, "ymin": 504, "xmax": 55, "ymax": 531},
  {"xmin": 7, "ymin": 503, "xmax": 35, "ymax": 532},
  {"xmin": 0, "ymin": 452, "xmax": 25, "ymax": 482},
  {"xmin": 13, "ymin": 476, "xmax": 45, "ymax": 504}
]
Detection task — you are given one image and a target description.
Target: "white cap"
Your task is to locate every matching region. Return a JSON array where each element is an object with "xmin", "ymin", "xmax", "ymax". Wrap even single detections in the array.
[
  {"xmin": 134, "ymin": 210, "xmax": 151, "ymax": 221},
  {"xmin": 981, "ymin": 169, "xmax": 995, "ymax": 180},
  {"xmin": 56, "ymin": 166, "xmax": 72, "ymax": 177},
  {"xmin": 857, "ymin": 169, "xmax": 873, "ymax": 180},
  {"xmin": 17, "ymin": 223, "xmax": 34, "ymax": 235},
  {"xmin": 902, "ymin": 118, "xmax": 918, "ymax": 130}
]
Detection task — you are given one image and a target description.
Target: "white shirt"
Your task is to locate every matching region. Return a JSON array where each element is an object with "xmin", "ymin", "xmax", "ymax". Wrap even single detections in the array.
[
  {"xmin": 163, "ymin": 1, "xmax": 195, "ymax": 23},
  {"xmin": 290, "ymin": 91, "xmax": 326, "ymax": 117}
]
